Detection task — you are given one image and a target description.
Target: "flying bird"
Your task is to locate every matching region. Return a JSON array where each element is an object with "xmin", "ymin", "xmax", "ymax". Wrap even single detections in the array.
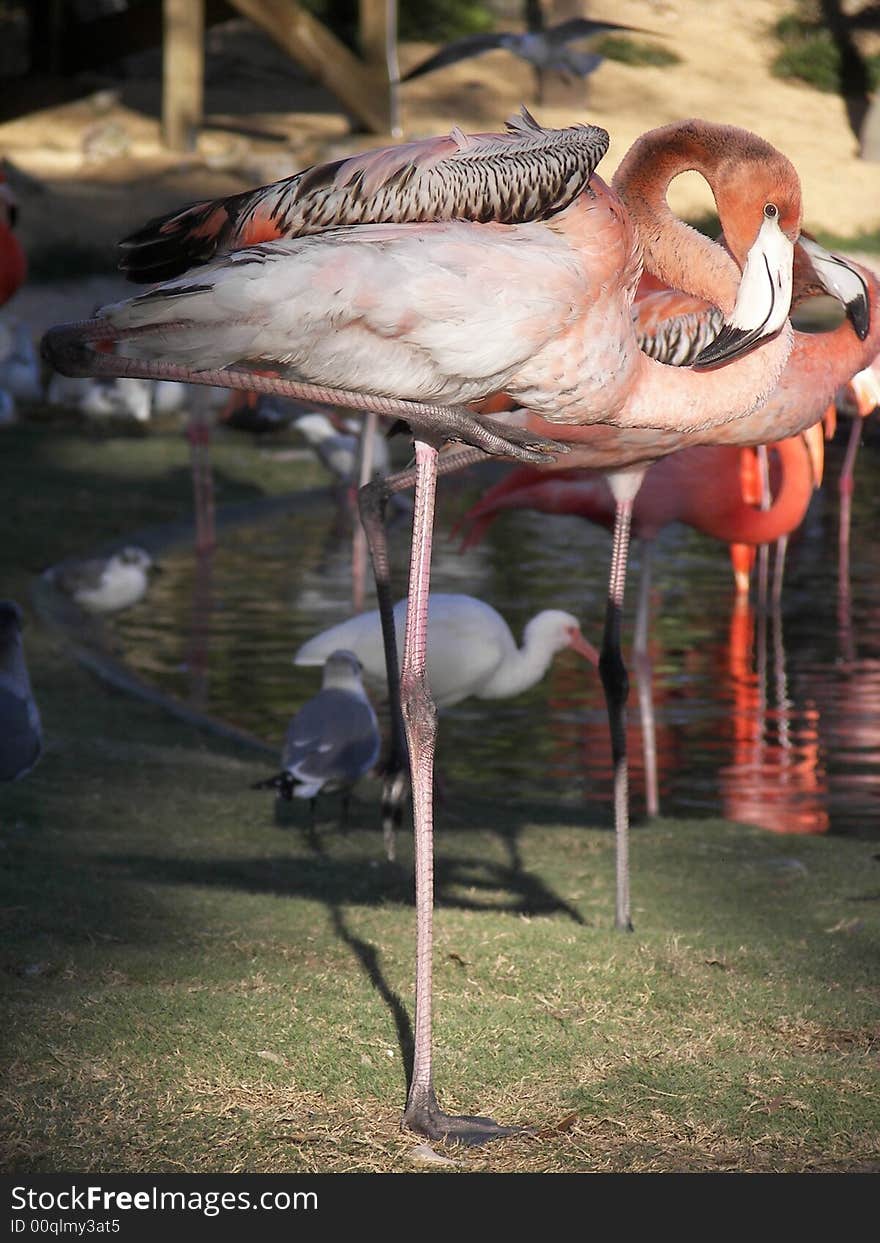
[
  {"xmin": 402, "ymin": 17, "xmax": 660, "ymax": 97},
  {"xmin": 253, "ymin": 649, "xmax": 380, "ymax": 823},
  {"xmin": 0, "ymin": 601, "xmax": 42, "ymax": 782}
]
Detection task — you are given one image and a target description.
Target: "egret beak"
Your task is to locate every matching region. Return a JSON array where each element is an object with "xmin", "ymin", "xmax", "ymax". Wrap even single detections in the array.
[
  {"xmin": 569, "ymin": 627, "xmax": 600, "ymax": 666},
  {"xmin": 693, "ymin": 209, "xmax": 794, "ymax": 369},
  {"xmin": 798, "ymin": 236, "xmax": 870, "ymax": 341}
]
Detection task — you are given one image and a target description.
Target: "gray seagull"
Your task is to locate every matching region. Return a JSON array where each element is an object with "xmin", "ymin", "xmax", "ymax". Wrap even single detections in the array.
[{"xmin": 253, "ymin": 649, "xmax": 381, "ymax": 823}]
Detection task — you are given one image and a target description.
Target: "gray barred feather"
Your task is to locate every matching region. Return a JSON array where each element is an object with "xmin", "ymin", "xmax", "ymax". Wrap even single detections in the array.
[
  {"xmin": 119, "ymin": 109, "xmax": 609, "ymax": 283},
  {"xmin": 636, "ymin": 307, "xmax": 725, "ymax": 367}
]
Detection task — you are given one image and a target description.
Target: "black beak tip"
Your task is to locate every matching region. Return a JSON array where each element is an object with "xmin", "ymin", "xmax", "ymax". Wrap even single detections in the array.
[{"xmin": 846, "ymin": 297, "xmax": 870, "ymax": 342}]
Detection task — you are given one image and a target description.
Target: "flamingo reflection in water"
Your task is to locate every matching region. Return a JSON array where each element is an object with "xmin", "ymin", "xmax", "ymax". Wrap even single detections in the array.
[{"xmin": 718, "ymin": 596, "xmax": 829, "ymax": 836}]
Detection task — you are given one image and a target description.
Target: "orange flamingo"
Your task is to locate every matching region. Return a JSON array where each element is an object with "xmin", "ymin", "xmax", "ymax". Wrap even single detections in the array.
[
  {"xmin": 45, "ymin": 113, "xmax": 854, "ymax": 1145},
  {"xmin": 718, "ymin": 595, "xmax": 829, "ymax": 835}
]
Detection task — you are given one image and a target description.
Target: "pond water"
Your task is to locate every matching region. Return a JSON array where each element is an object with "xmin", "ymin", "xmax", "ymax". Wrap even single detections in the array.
[{"xmin": 108, "ymin": 427, "xmax": 880, "ymax": 841}]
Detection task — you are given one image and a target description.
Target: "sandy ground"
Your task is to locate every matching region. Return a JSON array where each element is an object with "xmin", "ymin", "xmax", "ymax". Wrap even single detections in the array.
[{"xmin": 1, "ymin": 0, "xmax": 878, "ymax": 334}]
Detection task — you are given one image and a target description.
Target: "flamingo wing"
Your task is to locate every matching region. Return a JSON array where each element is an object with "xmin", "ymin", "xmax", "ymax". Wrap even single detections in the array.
[
  {"xmin": 119, "ymin": 110, "xmax": 609, "ymax": 284},
  {"xmin": 549, "ymin": 18, "xmax": 662, "ymax": 45}
]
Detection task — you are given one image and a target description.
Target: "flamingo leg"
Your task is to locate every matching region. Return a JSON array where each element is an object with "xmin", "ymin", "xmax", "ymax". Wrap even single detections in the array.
[
  {"xmin": 771, "ymin": 533, "xmax": 788, "ymax": 608},
  {"xmin": 358, "ymin": 446, "xmax": 489, "ymax": 862},
  {"xmin": 632, "ymin": 539, "xmax": 659, "ymax": 818},
  {"xmin": 399, "ymin": 439, "xmax": 520, "ymax": 1145},
  {"xmin": 600, "ymin": 467, "xmax": 644, "ymax": 933},
  {"xmin": 185, "ymin": 401, "xmax": 216, "ymax": 554},
  {"xmin": 43, "ymin": 320, "xmax": 566, "ymax": 466},
  {"xmin": 351, "ymin": 411, "xmax": 378, "ymax": 614},
  {"xmin": 755, "ymin": 444, "xmax": 771, "ymax": 614},
  {"xmin": 837, "ymin": 414, "xmax": 861, "ymax": 618}
]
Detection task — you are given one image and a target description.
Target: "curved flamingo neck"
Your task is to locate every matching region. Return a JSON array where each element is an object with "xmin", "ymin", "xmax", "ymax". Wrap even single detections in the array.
[
  {"xmin": 697, "ymin": 436, "xmax": 814, "ymax": 545},
  {"xmin": 612, "ymin": 126, "xmax": 744, "ymax": 314},
  {"xmin": 611, "ymin": 120, "xmax": 800, "ymax": 316},
  {"xmin": 619, "ymin": 322, "xmax": 794, "ymax": 432}
]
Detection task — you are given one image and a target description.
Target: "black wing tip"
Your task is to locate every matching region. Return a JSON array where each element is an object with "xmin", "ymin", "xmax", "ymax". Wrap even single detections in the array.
[{"xmin": 691, "ymin": 324, "xmax": 756, "ymax": 370}]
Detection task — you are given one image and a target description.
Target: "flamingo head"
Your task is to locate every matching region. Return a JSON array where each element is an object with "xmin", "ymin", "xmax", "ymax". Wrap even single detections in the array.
[{"xmin": 693, "ymin": 149, "xmax": 802, "ymax": 369}]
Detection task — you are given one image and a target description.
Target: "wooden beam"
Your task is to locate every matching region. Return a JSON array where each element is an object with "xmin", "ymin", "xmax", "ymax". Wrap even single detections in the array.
[
  {"xmin": 229, "ymin": 0, "xmax": 390, "ymax": 133},
  {"xmin": 162, "ymin": 0, "xmax": 206, "ymax": 153}
]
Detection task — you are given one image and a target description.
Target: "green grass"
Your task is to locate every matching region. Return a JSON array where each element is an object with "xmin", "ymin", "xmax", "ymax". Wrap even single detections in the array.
[
  {"xmin": 772, "ymin": 6, "xmax": 880, "ymax": 94},
  {"xmin": 1, "ymin": 421, "xmax": 879, "ymax": 1173},
  {"xmin": 594, "ymin": 36, "xmax": 681, "ymax": 69}
]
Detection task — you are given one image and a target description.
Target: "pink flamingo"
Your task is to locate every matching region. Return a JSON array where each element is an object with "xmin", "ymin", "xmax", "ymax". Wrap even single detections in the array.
[
  {"xmin": 44, "ymin": 112, "xmax": 848, "ymax": 1144},
  {"xmin": 833, "ymin": 352, "xmax": 880, "ymax": 622}
]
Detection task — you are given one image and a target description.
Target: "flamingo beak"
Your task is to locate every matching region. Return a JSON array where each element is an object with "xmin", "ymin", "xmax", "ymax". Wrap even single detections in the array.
[
  {"xmin": 568, "ymin": 627, "xmax": 600, "ymax": 666},
  {"xmin": 798, "ymin": 237, "xmax": 871, "ymax": 341},
  {"xmin": 693, "ymin": 211, "xmax": 794, "ymax": 369}
]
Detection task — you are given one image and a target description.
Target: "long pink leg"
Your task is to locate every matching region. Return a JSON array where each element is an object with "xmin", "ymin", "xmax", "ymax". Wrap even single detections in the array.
[
  {"xmin": 186, "ymin": 404, "xmax": 215, "ymax": 554},
  {"xmin": 351, "ymin": 411, "xmax": 377, "ymax": 614},
  {"xmin": 357, "ymin": 446, "xmax": 488, "ymax": 862},
  {"xmin": 838, "ymin": 415, "xmax": 861, "ymax": 610},
  {"xmin": 754, "ymin": 444, "xmax": 771, "ymax": 612},
  {"xmin": 600, "ymin": 467, "xmax": 646, "ymax": 933},
  {"xmin": 397, "ymin": 440, "xmax": 521, "ymax": 1144},
  {"xmin": 632, "ymin": 539, "xmax": 659, "ymax": 818}
]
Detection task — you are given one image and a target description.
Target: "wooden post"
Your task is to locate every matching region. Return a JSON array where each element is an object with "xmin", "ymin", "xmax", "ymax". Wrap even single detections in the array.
[
  {"xmin": 229, "ymin": 0, "xmax": 390, "ymax": 133},
  {"xmin": 359, "ymin": 0, "xmax": 401, "ymax": 137},
  {"xmin": 162, "ymin": 0, "xmax": 205, "ymax": 153}
]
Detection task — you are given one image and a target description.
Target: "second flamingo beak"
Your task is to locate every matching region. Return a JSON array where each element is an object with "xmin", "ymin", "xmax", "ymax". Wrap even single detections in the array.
[
  {"xmin": 692, "ymin": 208, "xmax": 795, "ymax": 369},
  {"xmin": 798, "ymin": 236, "xmax": 871, "ymax": 341}
]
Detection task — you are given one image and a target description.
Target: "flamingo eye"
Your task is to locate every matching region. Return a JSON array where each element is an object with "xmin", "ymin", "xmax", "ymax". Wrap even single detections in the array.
[{"xmin": 763, "ymin": 203, "xmax": 778, "ymax": 220}]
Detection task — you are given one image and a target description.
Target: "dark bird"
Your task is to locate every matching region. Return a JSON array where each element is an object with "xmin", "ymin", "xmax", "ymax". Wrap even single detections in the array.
[
  {"xmin": 401, "ymin": 16, "xmax": 660, "ymax": 95},
  {"xmin": 0, "ymin": 601, "xmax": 43, "ymax": 782},
  {"xmin": 253, "ymin": 650, "xmax": 381, "ymax": 823}
]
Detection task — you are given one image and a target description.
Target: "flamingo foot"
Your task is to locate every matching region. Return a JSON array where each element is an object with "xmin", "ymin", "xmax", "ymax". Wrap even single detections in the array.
[{"xmin": 403, "ymin": 1085, "xmax": 529, "ymax": 1147}]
